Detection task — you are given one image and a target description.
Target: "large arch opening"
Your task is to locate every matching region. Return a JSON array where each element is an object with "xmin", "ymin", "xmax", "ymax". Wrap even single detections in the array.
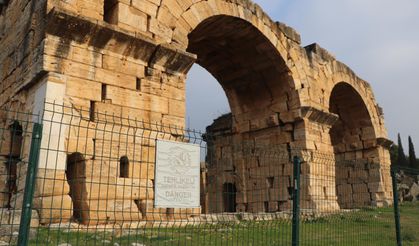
[
  {"xmin": 186, "ymin": 15, "xmax": 295, "ymax": 213},
  {"xmin": 187, "ymin": 15, "xmax": 295, "ymax": 127},
  {"xmin": 329, "ymin": 83, "xmax": 377, "ymax": 208},
  {"xmin": 66, "ymin": 152, "xmax": 89, "ymax": 224},
  {"xmin": 185, "ymin": 64, "xmax": 229, "ymax": 131}
]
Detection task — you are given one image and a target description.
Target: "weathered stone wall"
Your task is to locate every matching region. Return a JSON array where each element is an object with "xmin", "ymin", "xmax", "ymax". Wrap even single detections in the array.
[
  {"xmin": 0, "ymin": 0, "xmax": 393, "ymax": 224},
  {"xmin": 0, "ymin": 0, "xmax": 48, "ymax": 233},
  {"xmin": 205, "ymin": 114, "xmax": 293, "ymax": 213},
  {"xmin": 0, "ymin": 0, "xmax": 46, "ymax": 111}
]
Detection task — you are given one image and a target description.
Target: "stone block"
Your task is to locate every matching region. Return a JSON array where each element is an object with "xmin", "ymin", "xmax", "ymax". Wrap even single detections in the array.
[
  {"xmin": 352, "ymin": 192, "xmax": 371, "ymax": 205},
  {"xmin": 88, "ymin": 199, "xmax": 142, "ymax": 224},
  {"xmin": 95, "ymin": 68, "xmax": 137, "ymax": 90},
  {"xmin": 83, "ymin": 178, "xmax": 154, "ymax": 200},
  {"xmin": 168, "ymin": 99, "xmax": 185, "ymax": 117},
  {"xmin": 268, "ymin": 201, "xmax": 278, "ymax": 212},
  {"xmin": 352, "ymin": 183, "xmax": 368, "ymax": 194},
  {"xmin": 9, "ymin": 193, "xmax": 23, "ymax": 209},
  {"xmin": 278, "ymin": 201, "xmax": 291, "ymax": 211},
  {"xmin": 9, "ymin": 209, "xmax": 39, "ymax": 228},
  {"xmin": 0, "ymin": 208, "xmax": 10, "ymax": 225},
  {"xmin": 248, "ymin": 202, "xmax": 264, "ymax": 213},
  {"xmin": 0, "ymin": 193, "xmax": 9, "ymax": 208},
  {"xmin": 236, "ymin": 203, "xmax": 247, "ymax": 212},
  {"xmin": 131, "ymin": 0, "xmax": 159, "ymax": 17},
  {"xmin": 268, "ymin": 188, "xmax": 289, "ymax": 202},
  {"xmin": 34, "ymin": 169, "xmax": 69, "ymax": 197},
  {"xmin": 113, "ymin": 3, "xmax": 148, "ymax": 32},
  {"xmin": 34, "ymin": 195, "xmax": 72, "ymax": 224},
  {"xmin": 149, "ymin": 18, "xmax": 173, "ymax": 43},
  {"xmin": 368, "ymin": 182, "xmax": 385, "ymax": 193},
  {"xmin": 350, "ymin": 169, "xmax": 369, "ymax": 182},
  {"xmin": 139, "ymin": 199, "xmax": 167, "ymax": 221},
  {"xmin": 102, "ymin": 54, "xmax": 146, "ymax": 78},
  {"xmin": 337, "ymin": 184, "xmax": 352, "ymax": 196},
  {"xmin": 66, "ymin": 76, "xmax": 102, "ymax": 101},
  {"xmin": 361, "ymin": 127, "xmax": 376, "ymax": 141}
]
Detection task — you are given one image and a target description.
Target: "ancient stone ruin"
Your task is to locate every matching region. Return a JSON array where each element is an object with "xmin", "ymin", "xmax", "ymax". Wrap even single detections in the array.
[
  {"xmin": 396, "ymin": 171, "xmax": 419, "ymax": 203},
  {"xmin": 0, "ymin": 0, "xmax": 393, "ymax": 226}
]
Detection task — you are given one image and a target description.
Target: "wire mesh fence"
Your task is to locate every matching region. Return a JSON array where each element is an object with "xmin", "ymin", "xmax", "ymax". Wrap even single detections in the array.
[
  {"xmin": 0, "ymin": 108, "xmax": 39, "ymax": 245},
  {"xmin": 0, "ymin": 101, "xmax": 418, "ymax": 245},
  {"xmin": 1, "ymin": 102, "xmax": 296, "ymax": 245},
  {"xmin": 298, "ymin": 153, "xmax": 396, "ymax": 246},
  {"xmin": 392, "ymin": 166, "xmax": 419, "ymax": 246}
]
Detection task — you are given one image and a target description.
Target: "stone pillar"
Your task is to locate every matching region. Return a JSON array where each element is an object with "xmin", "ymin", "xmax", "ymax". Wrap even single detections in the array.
[
  {"xmin": 296, "ymin": 107, "xmax": 340, "ymax": 211},
  {"xmin": 300, "ymin": 106, "xmax": 393, "ymax": 211}
]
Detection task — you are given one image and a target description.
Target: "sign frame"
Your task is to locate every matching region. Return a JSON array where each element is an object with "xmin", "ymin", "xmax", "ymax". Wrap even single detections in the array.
[{"xmin": 154, "ymin": 139, "xmax": 201, "ymax": 209}]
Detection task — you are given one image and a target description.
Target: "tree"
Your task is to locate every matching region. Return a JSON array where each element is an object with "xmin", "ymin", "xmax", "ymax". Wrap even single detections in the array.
[
  {"xmin": 408, "ymin": 136, "xmax": 419, "ymax": 169},
  {"xmin": 397, "ymin": 133, "xmax": 408, "ymax": 167},
  {"xmin": 389, "ymin": 144, "xmax": 398, "ymax": 167}
]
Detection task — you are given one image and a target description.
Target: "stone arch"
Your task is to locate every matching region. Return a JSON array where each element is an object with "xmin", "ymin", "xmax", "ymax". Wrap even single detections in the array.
[
  {"xmin": 329, "ymin": 81, "xmax": 376, "ymax": 155},
  {"xmin": 66, "ymin": 152, "xmax": 89, "ymax": 224},
  {"xmin": 185, "ymin": 15, "xmax": 297, "ymax": 124},
  {"xmin": 325, "ymin": 71, "xmax": 387, "ymax": 140},
  {"xmin": 328, "ymin": 82, "xmax": 382, "ymax": 208},
  {"xmin": 175, "ymin": 12, "xmax": 301, "ymax": 214},
  {"xmin": 159, "ymin": 2, "xmax": 308, "ymax": 215},
  {"xmin": 168, "ymin": 1, "xmax": 293, "ymax": 57},
  {"xmin": 157, "ymin": 0, "xmax": 304, "ymax": 122}
]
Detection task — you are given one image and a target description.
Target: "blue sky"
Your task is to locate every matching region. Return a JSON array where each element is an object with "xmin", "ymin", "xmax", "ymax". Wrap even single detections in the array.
[{"xmin": 186, "ymin": 0, "xmax": 419, "ymax": 149}]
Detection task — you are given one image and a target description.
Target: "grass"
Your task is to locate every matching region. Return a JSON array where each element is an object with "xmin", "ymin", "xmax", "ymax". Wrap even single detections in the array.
[{"xmin": 25, "ymin": 202, "xmax": 418, "ymax": 246}]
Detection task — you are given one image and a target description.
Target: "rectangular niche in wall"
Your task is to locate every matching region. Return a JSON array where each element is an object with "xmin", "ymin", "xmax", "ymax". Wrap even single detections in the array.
[{"xmin": 104, "ymin": 0, "xmax": 118, "ymax": 24}]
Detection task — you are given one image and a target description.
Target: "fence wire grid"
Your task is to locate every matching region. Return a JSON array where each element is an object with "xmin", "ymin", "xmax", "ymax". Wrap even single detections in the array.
[{"xmin": 0, "ymin": 101, "xmax": 417, "ymax": 245}]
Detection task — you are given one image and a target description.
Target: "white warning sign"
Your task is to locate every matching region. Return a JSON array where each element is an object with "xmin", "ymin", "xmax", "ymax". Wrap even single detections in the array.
[{"xmin": 154, "ymin": 139, "xmax": 200, "ymax": 208}]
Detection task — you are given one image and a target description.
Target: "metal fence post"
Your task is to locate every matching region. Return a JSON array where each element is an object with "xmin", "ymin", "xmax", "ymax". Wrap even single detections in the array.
[
  {"xmin": 391, "ymin": 167, "xmax": 402, "ymax": 246},
  {"xmin": 17, "ymin": 123, "xmax": 42, "ymax": 246},
  {"xmin": 292, "ymin": 156, "xmax": 301, "ymax": 246}
]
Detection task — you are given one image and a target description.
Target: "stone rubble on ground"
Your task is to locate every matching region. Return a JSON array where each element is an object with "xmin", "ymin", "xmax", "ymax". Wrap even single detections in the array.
[
  {"xmin": 396, "ymin": 171, "xmax": 419, "ymax": 202},
  {"xmin": 131, "ymin": 243, "xmax": 146, "ymax": 246}
]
